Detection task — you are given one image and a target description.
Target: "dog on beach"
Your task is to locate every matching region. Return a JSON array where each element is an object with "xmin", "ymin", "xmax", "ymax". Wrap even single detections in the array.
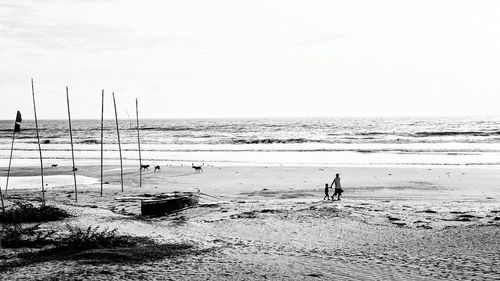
[
  {"xmin": 140, "ymin": 164, "xmax": 150, "ymax": 171},
  {"xmin": 154, "ymin": 165, "xmax": 160, "ymax": 172},
  {"xmin": 192, "ymin": 163, "xmax": 203, "ymax": 173},
  {"xmin": 51, "ymin": 164, "xmax": 58, "ymax": 168}
]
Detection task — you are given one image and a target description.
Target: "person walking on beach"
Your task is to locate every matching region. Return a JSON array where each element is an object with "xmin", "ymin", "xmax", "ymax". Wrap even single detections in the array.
[
  {"xmin": 323, "ymin": 183, "xmax": 330, "ymax": 200},
  {"xmin": 330, "ymin": 173, "xmax": 343, "ymax": 200}
]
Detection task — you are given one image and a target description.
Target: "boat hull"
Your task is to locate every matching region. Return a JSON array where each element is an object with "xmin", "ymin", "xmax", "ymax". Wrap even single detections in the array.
[{"xmin": 141, "ymin": 195, "xmax": 199, "ymax": 216}]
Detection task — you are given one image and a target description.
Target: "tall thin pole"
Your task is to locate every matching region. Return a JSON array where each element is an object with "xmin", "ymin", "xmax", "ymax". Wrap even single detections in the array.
[
  {"xmin": 100, "ymin": 90, "xmax": 104, "ymax": 196},
  {"xmin": 5, "ymin": 116, "xmax": 17, "ymax": 194},
  {"xmin": 0, "ymin": 183, "xmax": 5, "ymax": 213},
  {"xmin": 112, "ymin": 93, "xmax": 124, "ymax": 192},
  {"xmin": 66, "ymin": 86, "xmax": 77, "ymax": 202},
  {"xmin": 136, "ymin": 98, "xmax": 142, "ymax": 187},
  {"xmin": 31, "ymin": 78, "xmax": 45, "ymax": 206}
]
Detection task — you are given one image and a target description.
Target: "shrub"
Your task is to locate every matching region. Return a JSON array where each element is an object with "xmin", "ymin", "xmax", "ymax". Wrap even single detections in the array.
[
  {"xmin": 1, "ymin": 224, "xmax": 204, "ymax": 271},
  {"xmin": 57, "ymin": 225, "xmax": 140, "ymax": 250},
  {"xmin": 69, "ymin": 242, "xmax": 196, "ymax": 263},
  {"xmin": 1, "ymin": 223, "xmax": 56, "ymax": 248},
  {"xmin": 0, "ymin": 201, "xmax": 70, "ymax": 223}
]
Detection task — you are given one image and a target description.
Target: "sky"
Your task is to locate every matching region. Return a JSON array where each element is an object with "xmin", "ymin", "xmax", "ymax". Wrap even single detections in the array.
[{"xmin": 1, "ymin": 0, "xmax": 500, "ymax": 119}]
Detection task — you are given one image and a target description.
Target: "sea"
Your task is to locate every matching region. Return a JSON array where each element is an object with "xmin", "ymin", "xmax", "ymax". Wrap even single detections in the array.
[{"xmin": 1, "ymin": 117, "xmax": 500, "ymax": 167}]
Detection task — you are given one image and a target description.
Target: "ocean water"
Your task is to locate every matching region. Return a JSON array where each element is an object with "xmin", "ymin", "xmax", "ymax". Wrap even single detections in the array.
[{"xmin": 1, "ymin": 117, "xmax": 500, "ymax": 167}]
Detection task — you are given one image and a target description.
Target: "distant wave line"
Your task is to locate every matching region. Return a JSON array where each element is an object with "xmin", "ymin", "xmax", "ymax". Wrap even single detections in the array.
[
  {"xmin": 412, "ymin": 131, "xmax": 500, "ymax": 137},
  {"xmin": 0, "ymin": 148, "xmax": 498, "ymax": 154},
  {"xmin": 2, "ymin": 138, "xmax": 500, "ymax": 146},
  {"xmin": 1, "ymin": 155, "xmax": 500, "ymax": 167}
]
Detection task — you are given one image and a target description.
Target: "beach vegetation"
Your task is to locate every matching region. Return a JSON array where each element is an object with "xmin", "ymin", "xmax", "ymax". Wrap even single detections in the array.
[
  {"xmin": 0, "ymin": 224, "xmax": 206, "ymax": 271},
  {"xmin": 57, "ymin": 225, "xmax": 136, "ymax": 250},
  {"xmin": 1, "ymin": 223, "xmax": 56, "ymax": 248},
  {"xmin": 0, "ymin": 201, "xmax": 70, "ymax": 223}
]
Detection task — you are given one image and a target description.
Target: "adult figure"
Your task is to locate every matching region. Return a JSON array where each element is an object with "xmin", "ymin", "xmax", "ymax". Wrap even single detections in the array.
[{"xmin": 330, "ymin": 173, "xmax": 343, "ymax": 200}]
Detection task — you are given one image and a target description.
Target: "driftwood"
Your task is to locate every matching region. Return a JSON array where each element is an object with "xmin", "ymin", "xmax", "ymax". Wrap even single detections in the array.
[
  {"xmin": 115, "ymin": 195, "xmax": 155, "ymax": 202},
  {"xmin": 115, "ymin": 192, "xmax": 194, "ymax": 202}
]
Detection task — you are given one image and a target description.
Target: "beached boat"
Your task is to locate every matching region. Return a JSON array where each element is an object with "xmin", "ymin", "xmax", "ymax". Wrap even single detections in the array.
[{"xmin": 141, "ymin": 193, "xmax": 199, "ymax": 216}]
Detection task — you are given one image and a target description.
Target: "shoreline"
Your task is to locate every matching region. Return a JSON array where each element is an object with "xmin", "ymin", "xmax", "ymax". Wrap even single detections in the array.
[
  {"xmin": 2, "ymin": 151, "xmax": 500, "ymax": 168},
  {"xmin": 2, "ymin": 164, "xmax": 499, "ymax": 196}
]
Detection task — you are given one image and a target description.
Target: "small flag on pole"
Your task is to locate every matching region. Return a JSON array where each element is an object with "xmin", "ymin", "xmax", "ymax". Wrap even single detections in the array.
[{"xmin": 14, "ymin": 111, "xmax": 22, "ymax": 132}]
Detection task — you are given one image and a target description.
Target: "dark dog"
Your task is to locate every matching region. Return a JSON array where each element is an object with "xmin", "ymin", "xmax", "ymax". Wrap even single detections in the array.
[
  {"xmin": 72, "ymin": 167, "xmax": 78, "ymax": 172},
  {"xmin": 140, "ymin": 164, "xmax": 150, "ymax": 171},
  {"xmin": 51, "ymin": 164, "xmax": 58, "ymax": 168},
  {"xmin": 154, "ymin": 165, "xmax": 160, "ymax": 172},
  {"xmin": 192, "ymin": 163, "xmax": 203, "ymax": 173}
]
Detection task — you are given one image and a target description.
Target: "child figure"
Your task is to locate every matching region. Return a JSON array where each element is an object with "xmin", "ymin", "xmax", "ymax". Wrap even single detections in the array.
[
  {"xmin": 323, "ymin": 183, "xmax": 330, "ymax": 200},
  {"xmin": 331, "ymin": 173, "xmax": 343, "ymax": 200}
]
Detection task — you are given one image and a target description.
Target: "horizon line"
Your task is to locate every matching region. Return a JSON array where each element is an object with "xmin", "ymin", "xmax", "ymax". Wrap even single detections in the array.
[{"xmin": 1, "ymin": 114, "xmax": 499, "ymax": 122}]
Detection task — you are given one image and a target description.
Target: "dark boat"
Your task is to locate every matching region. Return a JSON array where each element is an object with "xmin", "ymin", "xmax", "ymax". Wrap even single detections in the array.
[{"xmin": 141, "ymin": 193, "xmax": 199, "ymax": 216}]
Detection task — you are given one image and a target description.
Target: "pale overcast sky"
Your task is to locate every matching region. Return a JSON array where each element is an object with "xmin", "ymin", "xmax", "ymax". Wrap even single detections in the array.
[{"xmin": 1, "ymin": 0, "xmax": 500, "ymax": 119}]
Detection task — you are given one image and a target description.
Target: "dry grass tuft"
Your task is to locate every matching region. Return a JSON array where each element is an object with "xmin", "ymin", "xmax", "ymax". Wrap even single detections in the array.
[
  {"xmin": 0, "ymin": 225, "xmax": 206, "ymax": 271},
  {"xmin": 0, "ymin": 201, "xmax": 70, "ymax": 223}
]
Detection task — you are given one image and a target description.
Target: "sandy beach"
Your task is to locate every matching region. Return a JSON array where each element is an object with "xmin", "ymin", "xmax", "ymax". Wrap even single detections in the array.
[
  {"xmin": 1, "ymin": 164, "xmax": 499, "ymax": 280},
  {"xmin": 3, "ymin": 0, "xmax": 500, "ymax": 279}
]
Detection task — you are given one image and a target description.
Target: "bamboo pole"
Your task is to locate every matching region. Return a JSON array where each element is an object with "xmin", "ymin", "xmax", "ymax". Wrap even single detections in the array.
[
  {"xmin": 66, "ymin": 86, "xmax": 77, "ymax": 202},
  {"xmin": 31, "ymin": 78, "xmax": 45, "ymax": 206},
  {"xmin": 0, "ymin": 183, "xmax": 5, "ymax": 213},
  {"xmin": 136, "ymin": 98, "xmax": 142, "ymax": 187},
  {"xmin": 100, "ymin": 90, "xmax": 104, "ymax": 196},
  {"xmin": 112, "ymin": 93, "xmax": 124, "ymax": 192},
  {"xmin": 5, "ymin": 114, "xmax": 17, "ymax": 194}
]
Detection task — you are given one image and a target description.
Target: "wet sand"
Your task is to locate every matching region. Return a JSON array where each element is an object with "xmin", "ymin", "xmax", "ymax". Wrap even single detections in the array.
[{"xmin": 1, "ymin": 165, "xmax": 499, "ymax": 280}]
